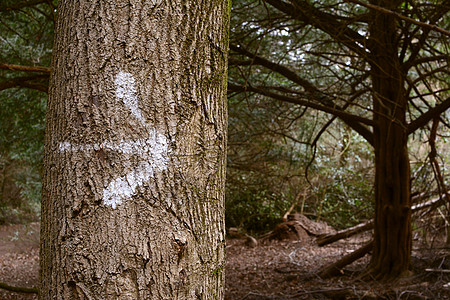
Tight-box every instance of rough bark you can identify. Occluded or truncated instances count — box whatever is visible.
[40,1,230,299]
[367,0,412,280]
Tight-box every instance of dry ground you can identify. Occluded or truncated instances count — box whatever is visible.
[0,223,39,300]
[1,223,450,299]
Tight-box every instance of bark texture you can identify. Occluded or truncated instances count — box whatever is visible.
[40,1,230,299]
[368,0,412,280]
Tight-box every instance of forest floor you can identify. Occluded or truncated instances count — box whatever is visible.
[1,222,450,299]
[0,222,39,300]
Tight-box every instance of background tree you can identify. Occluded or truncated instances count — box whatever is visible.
[228,0,449,279]
[40,0,230,298]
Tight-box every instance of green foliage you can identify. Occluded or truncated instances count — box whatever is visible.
[226,87,311,232]
[226,81,376,231]
[314,166,374,229]
[0,3,54,66]
[0,88,46,224]
[0,2,53,223]
[226,185,289,233]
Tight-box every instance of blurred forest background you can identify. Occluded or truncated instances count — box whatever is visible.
[0,0,449,238]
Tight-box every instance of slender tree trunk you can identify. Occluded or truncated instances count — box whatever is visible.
[368,0,412,280]
[40,1,230,299]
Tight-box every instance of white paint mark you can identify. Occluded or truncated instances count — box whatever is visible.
[115,71,146,124]
[149,0,163,6]
[103,161,153,209]
[59,71,172,209]
[59,134,170,158]
[59,134,170,209]
[59,141,93,152]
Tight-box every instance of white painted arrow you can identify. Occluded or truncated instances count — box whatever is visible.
[59,71,171,209]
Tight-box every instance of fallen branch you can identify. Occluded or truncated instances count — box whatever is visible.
[0,281,38,294]
[413,194,445,213]
[239,291,278,300]
[318,241,373,279]
[292,287,354,298]
[425,268,450,273]
[316,220,372,246]
[316,195,445,246]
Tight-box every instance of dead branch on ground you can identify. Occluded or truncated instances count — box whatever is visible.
[316,195,445,246]
[318,240,373,279]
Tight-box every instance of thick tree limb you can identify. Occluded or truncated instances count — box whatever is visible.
[228,57,254,66]
[406,55,449,71]
[317,221,373,247]
[428,118,450,222]
[407,96,450,134]
[230,44,334,107]
[404,3,450,67]
[345,0,450,37]
[229,43,375,145]
[265,0,371,56]
[227,84,375,125]
[0,81,48,93]
[228,82,375,144]
[0,281,38,294]
[0,63,51,74]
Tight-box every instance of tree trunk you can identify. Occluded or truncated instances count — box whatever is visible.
[40,1,230,299]
[367,0,412,280]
